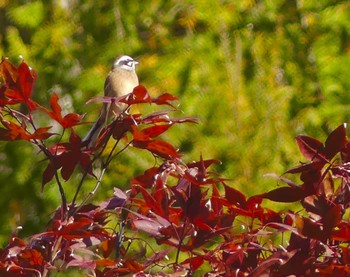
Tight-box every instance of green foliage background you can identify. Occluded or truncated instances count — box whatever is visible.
[1,0,350,246]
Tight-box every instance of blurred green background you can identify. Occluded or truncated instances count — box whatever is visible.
[1,0,350,246]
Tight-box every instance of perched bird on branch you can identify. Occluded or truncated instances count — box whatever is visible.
[83,55,139,147]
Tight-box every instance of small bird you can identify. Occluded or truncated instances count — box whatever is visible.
[84,55,139,147]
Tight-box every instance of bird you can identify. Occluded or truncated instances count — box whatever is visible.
[83,55,139,147]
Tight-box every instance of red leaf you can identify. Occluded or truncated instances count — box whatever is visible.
[332,223,350,241]
[262,186,310,203]
[31,127,54,140]
[131,167,158,188]
[181,256,204,271]
[0,117,53,141]
[285,161,325,174]
[95,259,116,267]
[295,215,326,241]
[39,93,83,128]
[146,140,180,159]
[144,249,173,267]
[0,59,37,110]
[322,204,341,235]
[101,236,118,258]
[132,139,180,159]
[324,123,347,159]
[0,85,10,107]
[152,93,178,108]
[19,249,45,266]
[249,258,284,277]
[295,135,327,162]
[121,85,151,105]
[111,115,135,141]
[43,130,94,185]
[188,158,220,169]
[42,162,56,187]
[0,58,18,85]
[141,124,172,138]
[17,62,37,110]
[131,125,150,141]
[224,184,246,207]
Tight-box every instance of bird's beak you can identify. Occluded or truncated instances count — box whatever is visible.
[134,61,139,65]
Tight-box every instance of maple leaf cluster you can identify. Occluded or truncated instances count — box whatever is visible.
[2,58,350,276]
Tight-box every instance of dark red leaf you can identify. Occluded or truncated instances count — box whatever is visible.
[131,184,158,213]
[325,124,347,160]
[181,256,204,271]
[43,130,94,183]
[188,158,220,169]
[262,186,309,203]
[249,258,283,277]
[132,139,180,159]
[121,85,151,105]
[341,142,350,163]
[0,85,10,107]
[224,184,246,207]
[295,215,326,241]
[285,161,325,174]
[110,115,135,141]
[131,167,158,188]
[295,135,327,162]
[42,162,56,188]
[322,204,341,235]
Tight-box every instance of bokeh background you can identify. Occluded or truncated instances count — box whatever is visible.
[1,0,350,245]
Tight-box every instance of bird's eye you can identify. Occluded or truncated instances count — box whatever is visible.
[120,59,132,66]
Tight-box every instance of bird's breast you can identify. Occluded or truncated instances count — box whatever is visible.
[105,69,139,98]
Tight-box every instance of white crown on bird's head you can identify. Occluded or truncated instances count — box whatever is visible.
[112,55,138,71]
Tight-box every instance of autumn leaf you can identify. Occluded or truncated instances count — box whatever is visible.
[132,139,180,159]
[152,92,178,108]
[39,93,83,128]
[295,135,327,163]
[0,58,37,110]
[42,130,94,186]
[0,116,53,141]
[121,85,152,105]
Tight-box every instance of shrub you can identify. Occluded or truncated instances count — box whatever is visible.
[1,58,350,276]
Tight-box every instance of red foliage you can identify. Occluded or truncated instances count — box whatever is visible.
[1,59,350,276]
[38,93,83,128]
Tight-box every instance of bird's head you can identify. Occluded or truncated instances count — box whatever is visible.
[112,55,138,71]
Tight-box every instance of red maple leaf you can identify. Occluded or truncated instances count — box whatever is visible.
[0,116,53,141]
[38,93,83,128]
[0,58,37,110]
[42,130,94,186]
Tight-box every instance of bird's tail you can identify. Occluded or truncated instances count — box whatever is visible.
[83,105,108,148]
[83,116,104,148]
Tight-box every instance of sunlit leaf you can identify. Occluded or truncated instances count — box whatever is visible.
[295,135,327,162]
